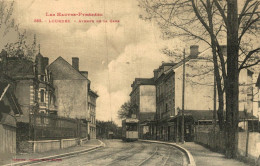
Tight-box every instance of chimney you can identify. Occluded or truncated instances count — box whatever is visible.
[80,71,88,79]
[153,69,158,79]
[72,57,79,71]
[190,45,199,58]
[220,45,227,56]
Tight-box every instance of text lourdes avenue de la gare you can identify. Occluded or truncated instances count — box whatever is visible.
[33,12,120,23]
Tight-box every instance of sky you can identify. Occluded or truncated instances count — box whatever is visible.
[2,0,188,125]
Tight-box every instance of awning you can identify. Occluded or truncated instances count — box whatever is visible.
[167,110,258,123]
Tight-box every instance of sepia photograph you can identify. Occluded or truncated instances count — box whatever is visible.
[0,0,259,165]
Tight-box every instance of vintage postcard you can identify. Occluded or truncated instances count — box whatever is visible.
[0,0,259,165]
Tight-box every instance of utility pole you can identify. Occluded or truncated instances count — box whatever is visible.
[213,72,217,148]
[181,49,185,144]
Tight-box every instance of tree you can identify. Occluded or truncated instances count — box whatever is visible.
[117,101,138,119]
[0,1,37,61]
[139,0,259,158]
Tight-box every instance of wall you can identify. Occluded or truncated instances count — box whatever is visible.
[0,124,16,154]
[54,80,88,119]
[88,93,97,139]
[174,59,214,111]
[140,85,156,113]
[27,138,80,153]
[14,80,34,123]
[238,132,260,159]
[195,129,260,162]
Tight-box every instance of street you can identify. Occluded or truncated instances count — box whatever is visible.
[33,139,187,166]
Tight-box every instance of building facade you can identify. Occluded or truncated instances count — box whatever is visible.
[0,50,56,123]
[156,45,259,141]
[130,78,156,139]
[153,63,176,141]
[88,89,98,139]
[35,53,56,114]
[132,45,259,142]
[48,57,90,120]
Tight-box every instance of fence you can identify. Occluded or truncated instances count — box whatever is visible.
[29,113,87,140]
[17,114,88,153]
[0,124,16,154]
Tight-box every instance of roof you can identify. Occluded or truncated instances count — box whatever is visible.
[133,78,155,86]
[171,48,211,71]
[1,58,35,78]
[47,56,88,80]
[168,110,258,122]
[130,78,155,96]
[89,89,99,98]
[153,63,176,81]
[0,78,22,115]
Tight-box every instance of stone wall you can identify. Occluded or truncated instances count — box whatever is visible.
[195,130,260,162]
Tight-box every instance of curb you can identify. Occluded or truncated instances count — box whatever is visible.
[4,140,105,166]
[139,140,196,166]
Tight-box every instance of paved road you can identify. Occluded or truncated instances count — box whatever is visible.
[33,139,187,166]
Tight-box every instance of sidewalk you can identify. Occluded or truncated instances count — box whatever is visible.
[181,142,251,166]
[0,139,102,166]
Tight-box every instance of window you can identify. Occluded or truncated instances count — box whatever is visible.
[40,89,45,102]
[39,75,45,81]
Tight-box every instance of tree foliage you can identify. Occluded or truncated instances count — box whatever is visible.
[0,0,37,61]
[117,101,138,119]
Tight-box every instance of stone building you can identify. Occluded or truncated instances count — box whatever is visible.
[130,78,156,139]
[155,45,259,141]
[48,57,90,120]
[153,62,176,141]
[88,89,98,139]
[35,53,56,114]
[0,50,56,123]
